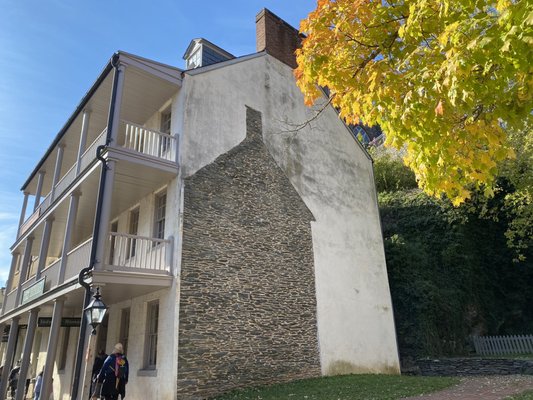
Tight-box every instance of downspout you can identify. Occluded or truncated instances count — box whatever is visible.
[71,52,121,400]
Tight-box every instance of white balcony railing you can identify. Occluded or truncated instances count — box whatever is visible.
[121,120,177,162]
[64,238,93,281]
[107,232,172,274]
[18,128,107,238]
[3,290,17,313]
[19,120,178,240]
[53,163,76,199]
[40,258,61,290]
[79,128,107,172]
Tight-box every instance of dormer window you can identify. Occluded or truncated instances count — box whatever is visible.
[187,49,201,69]
[183,38,235,69]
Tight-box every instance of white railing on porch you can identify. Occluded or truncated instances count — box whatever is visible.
[53,163,76,199]
[79,128,107,173]
[472,335,533,356]
[121,120,177,162]
[107,232,172,274]
[64,238,93,281]
[40,258,61,290]
[18,120,178,240]
[3,289,17,312]
[18,128,108,239]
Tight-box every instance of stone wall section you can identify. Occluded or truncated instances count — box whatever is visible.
[177,107,321,399]
[417,358,533,376]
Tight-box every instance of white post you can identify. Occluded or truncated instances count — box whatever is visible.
[58,192,80,283]
[1,252,19,313]
[40,299,64,400]
[35,217,54,280]
[33,171,46,211]
[15,236,34,306]
[79,325,97,400]
[77,109,91,175]
[17,192,29,237]
[50,144,65,200]
[166,235,174,273]
[15,308,39,400]
[0,317,20,399]
[94,160,116,270]
[109,65,126,145]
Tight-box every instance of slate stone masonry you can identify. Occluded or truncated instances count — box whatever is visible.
[417,358,533,376]
[177,107,321,399]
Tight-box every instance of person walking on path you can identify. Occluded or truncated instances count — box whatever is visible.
[34,370,43,400]
[94,343,129,400]
[8,362,20,399]
[90,350,108,399]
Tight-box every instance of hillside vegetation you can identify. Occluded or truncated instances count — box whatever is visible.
[374,129,533,360]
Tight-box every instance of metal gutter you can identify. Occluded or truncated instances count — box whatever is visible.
[70,52,121,400]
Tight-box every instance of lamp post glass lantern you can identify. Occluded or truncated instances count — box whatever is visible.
[84,287,107,335]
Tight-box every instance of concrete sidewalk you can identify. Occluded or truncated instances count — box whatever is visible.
[401,375,533,400]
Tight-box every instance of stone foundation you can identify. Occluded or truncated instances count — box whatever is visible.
[417,358,533,376]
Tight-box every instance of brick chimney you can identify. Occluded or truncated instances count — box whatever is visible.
[256,8,303,69]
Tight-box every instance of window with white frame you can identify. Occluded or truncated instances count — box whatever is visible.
[187,49,201,69]
[144,301,159,369]
[153,191,166,240]
[159,111,172,156]
[160,111,171,134]
[58,327,70,371]
[120,307,131,355]
[128,208,139,258]
[109,220,119,265]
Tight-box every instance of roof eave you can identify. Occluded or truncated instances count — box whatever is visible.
[21,57,115,191]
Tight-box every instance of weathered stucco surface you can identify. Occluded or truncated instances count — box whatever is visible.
[177,52,400,378]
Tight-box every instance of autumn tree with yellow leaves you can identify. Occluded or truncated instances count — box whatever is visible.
[295,0,533,205]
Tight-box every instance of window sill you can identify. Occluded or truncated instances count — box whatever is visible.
[137,369,157,377]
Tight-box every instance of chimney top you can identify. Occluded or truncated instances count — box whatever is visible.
[256,8,303,69]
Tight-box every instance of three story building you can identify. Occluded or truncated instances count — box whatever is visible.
[0,9,400,400]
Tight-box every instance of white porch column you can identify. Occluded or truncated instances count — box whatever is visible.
[94,160,116,270]
[17,192,29,237]
[2,253,19,311]
[0,317,20,399]
[40,299,64,400]
[33,170,46,211]
[58,192,80,284]
[80,328,99,400]
[15,308,39,400]
[15,237,34,306]
[50,144,65,200]
[108,64,126,145]
[35,217,54,279]
[76,109,91,175]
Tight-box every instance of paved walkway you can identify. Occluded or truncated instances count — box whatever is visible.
[401,375,533,400]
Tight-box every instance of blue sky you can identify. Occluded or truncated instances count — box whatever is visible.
[0,0,316,285]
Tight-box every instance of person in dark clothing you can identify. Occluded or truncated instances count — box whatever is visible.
[96,343,128,400]
[8,363,20,399]
[90,350,108,399]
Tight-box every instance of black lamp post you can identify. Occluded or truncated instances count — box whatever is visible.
[84,287,108,335]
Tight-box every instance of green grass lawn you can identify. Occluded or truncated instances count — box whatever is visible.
[213,374,459,400]
[507,392,533,400]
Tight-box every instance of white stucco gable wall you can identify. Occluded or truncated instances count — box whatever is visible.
[176,53,400,375]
